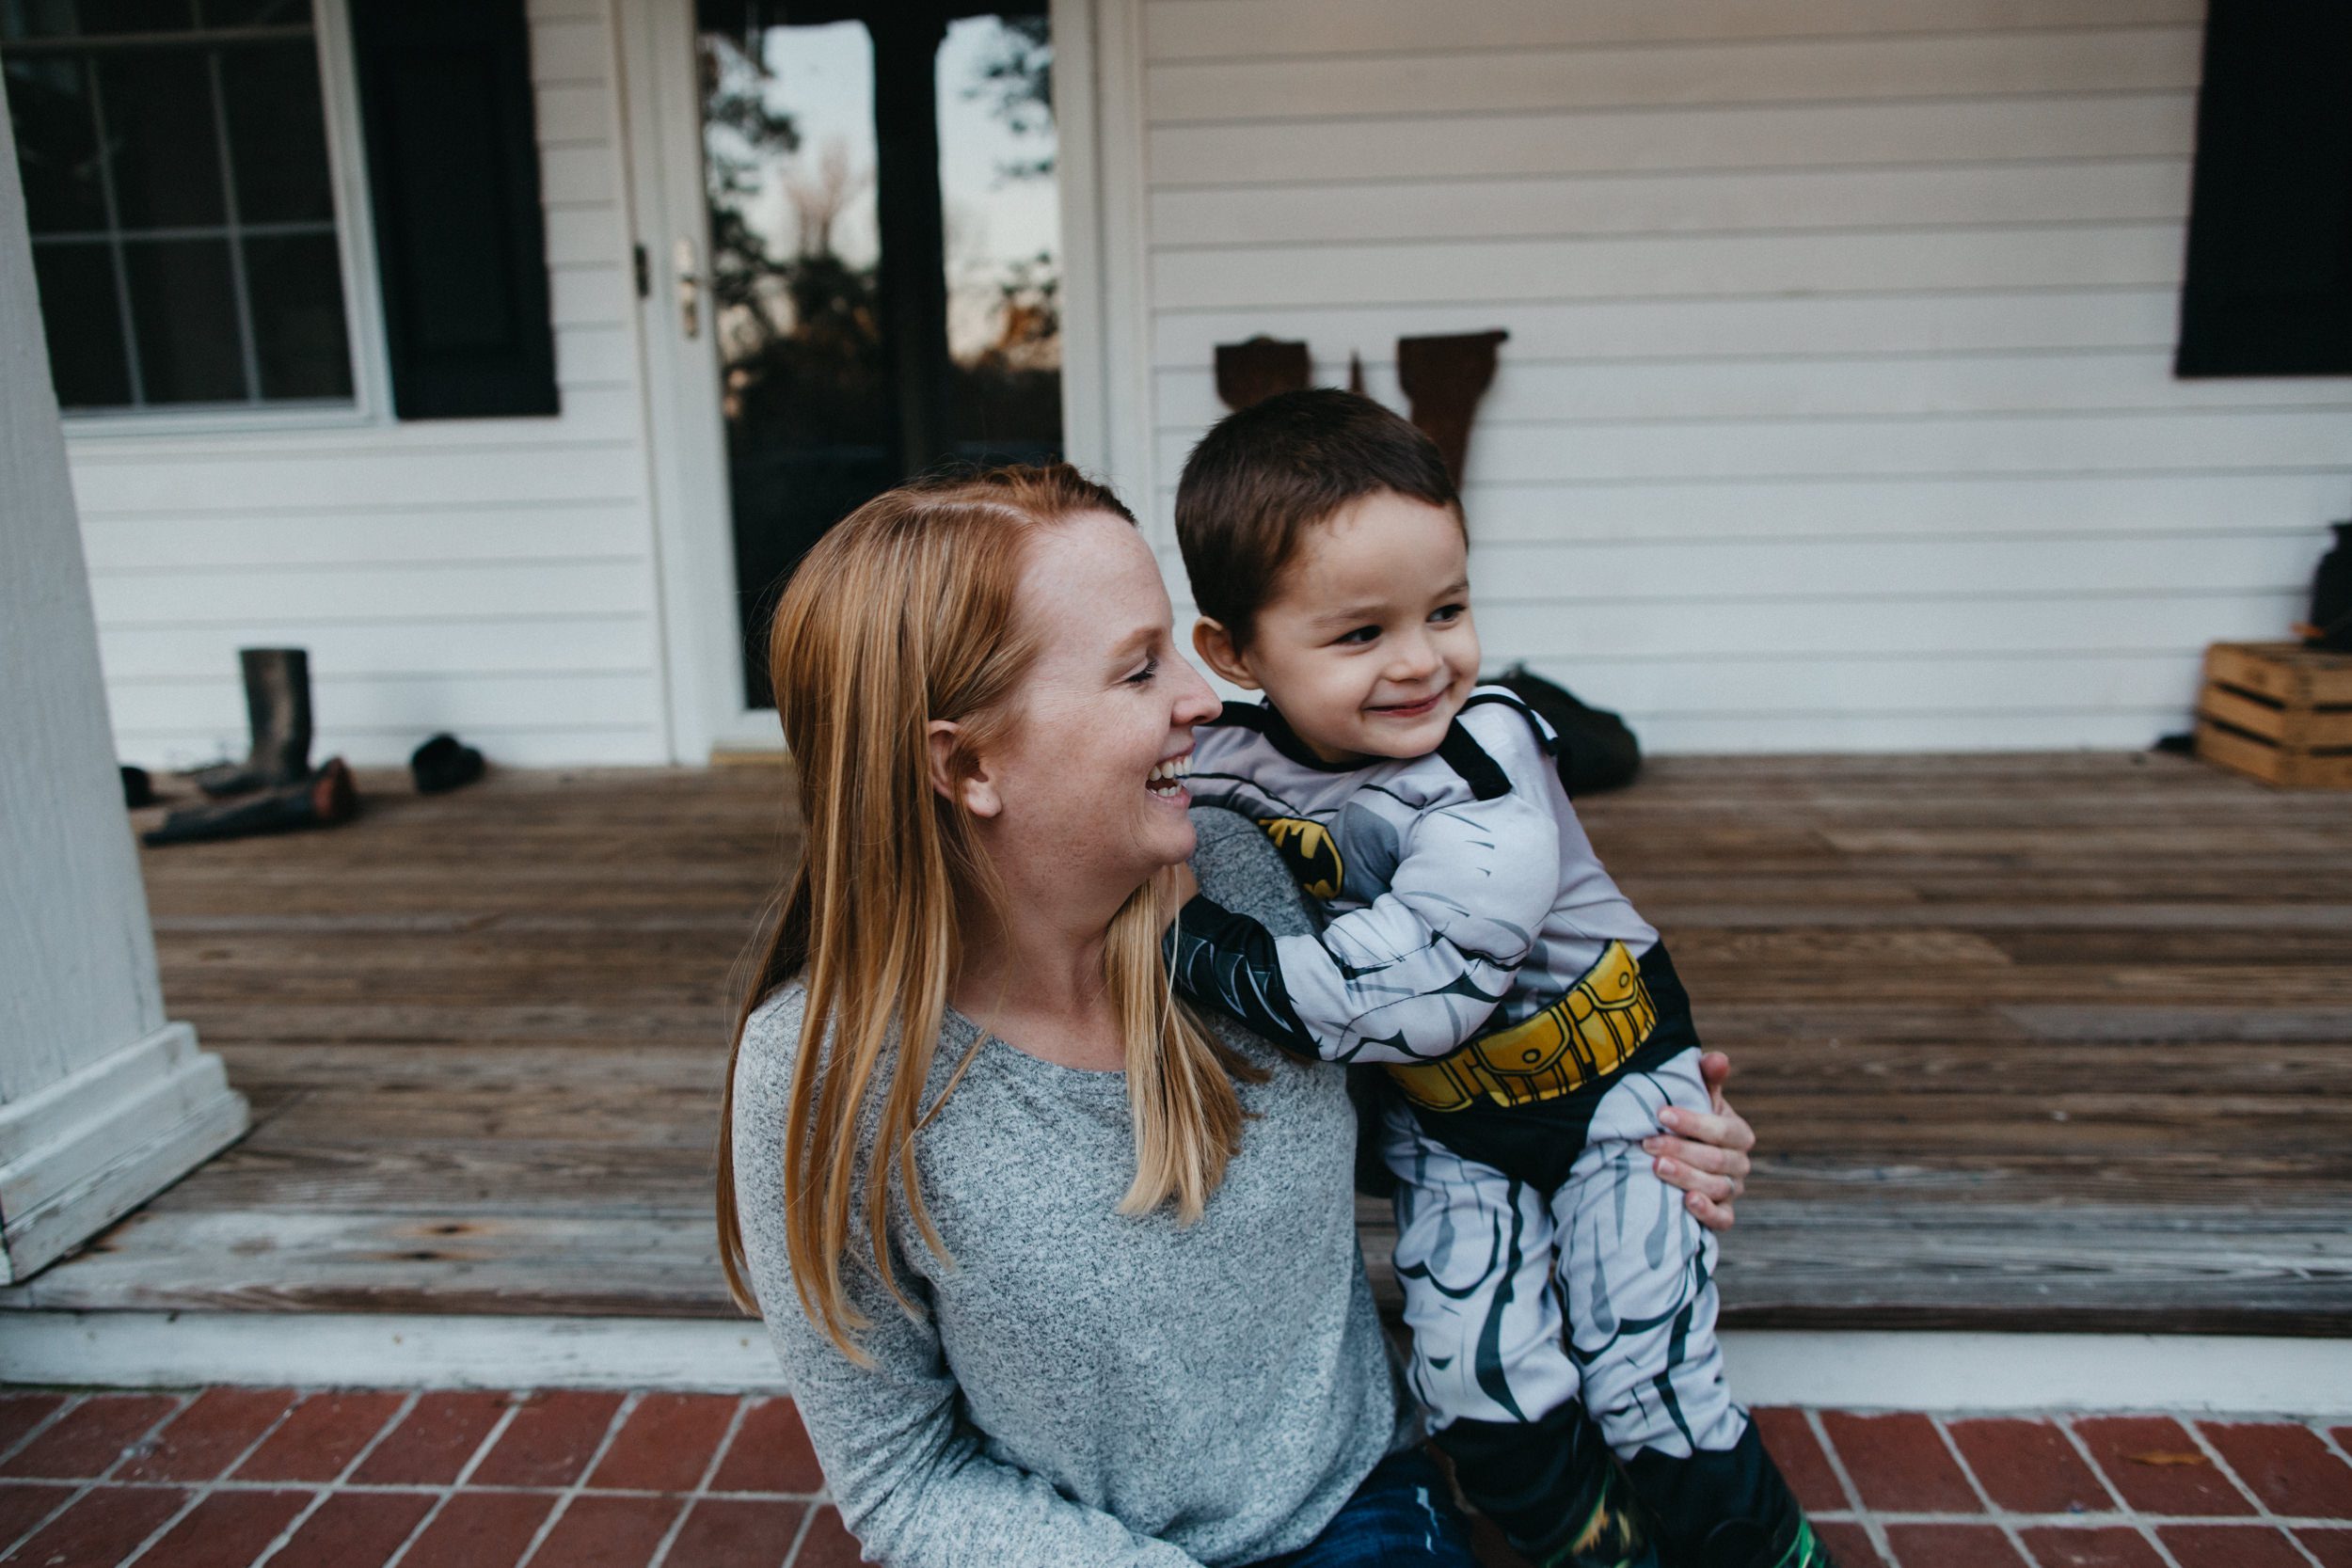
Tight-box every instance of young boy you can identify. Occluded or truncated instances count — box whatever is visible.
[1166,390,1827,1568]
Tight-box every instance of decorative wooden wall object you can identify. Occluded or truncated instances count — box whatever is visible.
[1214,337,1311,411]
[1397,329,1508,486]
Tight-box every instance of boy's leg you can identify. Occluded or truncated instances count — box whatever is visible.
[1552,1051,1828,1568]
[1379,1105,1651,1568]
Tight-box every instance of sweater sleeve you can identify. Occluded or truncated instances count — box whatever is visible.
[1171,720,1562,1065]
[732,996,1204,1568]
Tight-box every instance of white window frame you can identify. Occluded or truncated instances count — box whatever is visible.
[40,0,396,441]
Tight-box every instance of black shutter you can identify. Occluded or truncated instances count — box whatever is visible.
[348,0,559,418]
[2175,1,2352,377]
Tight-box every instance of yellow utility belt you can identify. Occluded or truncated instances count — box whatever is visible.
[1385,941,1658,1113]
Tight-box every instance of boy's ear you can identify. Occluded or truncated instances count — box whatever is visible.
[1192,618,1261,690]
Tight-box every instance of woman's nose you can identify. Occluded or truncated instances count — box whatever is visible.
[1168,655,1220,725]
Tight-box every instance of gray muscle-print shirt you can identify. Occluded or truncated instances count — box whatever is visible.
[1172,689,1657,1064]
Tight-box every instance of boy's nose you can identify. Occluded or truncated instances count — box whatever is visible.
[1387,633,1441,682]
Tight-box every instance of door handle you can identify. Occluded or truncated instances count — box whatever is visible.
[675,236,702,339]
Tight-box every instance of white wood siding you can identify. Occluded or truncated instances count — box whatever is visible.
[1137,0,2352,752]
[69,0,666,770]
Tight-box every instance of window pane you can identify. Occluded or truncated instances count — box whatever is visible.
[95,48,223,228]
[219,37,331,222]
[74,0,197,31]
[199,0,309,24]
[30,239,131,407]
[122,236,244,401]
[4,55,106,232]
[245,230,349,398]
[0,1,83,40]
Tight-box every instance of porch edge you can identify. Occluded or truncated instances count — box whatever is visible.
[1,1314,2345,1414]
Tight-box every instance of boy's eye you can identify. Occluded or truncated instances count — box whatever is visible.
[1124,657,1158,686]
[1430,603,1466,625]
[1335,626,1379,646]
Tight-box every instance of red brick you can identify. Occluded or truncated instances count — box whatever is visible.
[234,1390,406,1483]
[353,1390,509,1485]
[1947,1418,2113,1515]
[1883,1523,2029,1568]
[1818,1412,1979,1513]
[136,1487,313,1568]
[2153,1526,2309,1567]
[790,1505,877,1566]
[118,1386,300,1482]
[2074,1417,2254,1516]
[667,1498,807,1568]
[1813,1521,1888,1568]
[0,1393,67,1457]
[2298,1528,2352,1567]
[0,1393,180,1479]
[588,1393,738,1494]
[2019,1526,2166,1568]
[0,1482,77,1549]
[469,1390,626,1489]
[2201,1421,2352,1518]
[1753,1407,1849,1514]
[402,1490,557,1568]
[522,1494,682,1567]
[711,1398,823,1496]
[268,1491,437,1568]
[6,1484,188,1568]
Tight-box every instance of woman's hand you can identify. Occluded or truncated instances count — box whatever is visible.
[1643,1051,1754,1233]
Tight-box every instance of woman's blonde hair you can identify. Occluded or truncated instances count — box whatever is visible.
[716,466,1262,1359]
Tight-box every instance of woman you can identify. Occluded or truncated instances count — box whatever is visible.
[719,467,1756,1567]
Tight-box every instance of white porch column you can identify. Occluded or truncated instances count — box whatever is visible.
[0,105,248,1283]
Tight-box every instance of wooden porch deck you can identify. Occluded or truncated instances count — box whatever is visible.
[8,753,2349,1333]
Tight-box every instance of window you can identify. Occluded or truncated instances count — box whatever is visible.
[2176,1,2352,377]
[3,0,357,412]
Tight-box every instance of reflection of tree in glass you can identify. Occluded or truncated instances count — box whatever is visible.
[699,34,889,455]
[966,15,1053,182]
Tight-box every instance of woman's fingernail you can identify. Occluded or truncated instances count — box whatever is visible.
[1655,1157,1677,1176]
[1642,1137,1662,1154]
[1658,1109,1681,1129]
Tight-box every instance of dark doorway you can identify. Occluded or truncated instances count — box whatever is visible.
[695,0,1062,705]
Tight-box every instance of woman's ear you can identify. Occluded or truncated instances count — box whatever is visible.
[926,720,1003,818]
[1192,618,1261,690]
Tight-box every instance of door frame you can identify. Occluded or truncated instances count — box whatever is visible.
[613,0,1153,762]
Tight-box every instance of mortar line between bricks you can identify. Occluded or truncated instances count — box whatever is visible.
[380,1392,530,1568]
[645,1393,759,1568]
[1800,1412,1894,1567]
[2187,1418,2331,1568]
[0,1479,99,1563]
[103,1394,208,1568]
[2312,1421,2352,1473]
[513,1389,642,1568]
[0,1477,838,1502]
[1928,1412,2035,1563]
[250,1387,422,1568]
[205,1388,332,1568]
[779,1489,822,1568]
[2051,1414,2139,1517]
[0,1393,79,1468]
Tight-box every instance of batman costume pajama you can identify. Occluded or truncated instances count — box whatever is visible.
[1169,691,1825,1568]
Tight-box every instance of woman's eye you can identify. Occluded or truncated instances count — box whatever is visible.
[1124,658,1158,686]
[1336,626,1379,646]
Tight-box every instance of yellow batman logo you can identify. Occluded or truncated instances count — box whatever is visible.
[1256,816,1344,901]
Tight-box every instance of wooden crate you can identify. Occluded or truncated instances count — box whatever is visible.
[2194,641,2352,788]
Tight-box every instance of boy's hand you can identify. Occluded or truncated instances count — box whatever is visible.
[1642,1050,1753,1233]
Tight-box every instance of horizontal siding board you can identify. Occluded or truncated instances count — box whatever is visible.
[115,724,669,770]
[543,206,625,269]
[1622,709,2189,753]
[549,263,629,327]
[1149,160,2190,247]
[553,325,635,387]
[78,505,649,571]
[1147,93,2195,186]
[1143,0,2204,62]
[534,83,615,145]
[1147,27,2201,123]
[71,444,644,513]
[88,562,653,626]
[1152,411,2352,484]
[1152,350,2346,429]
[1151,223,2185,309]
[539,144,620,205]
[1504,652,2202,717]
[1150,288,2190,365]
[106,672,662,736]
[528,17,612,84]
[97,618,658,682]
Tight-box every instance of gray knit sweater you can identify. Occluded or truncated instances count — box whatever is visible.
[731,810,1413,1568]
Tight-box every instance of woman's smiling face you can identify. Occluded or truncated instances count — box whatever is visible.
[969,510,1220,897]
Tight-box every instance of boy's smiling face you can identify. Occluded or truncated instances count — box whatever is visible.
[1195,489,1479,766]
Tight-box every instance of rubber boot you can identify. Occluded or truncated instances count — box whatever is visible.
[146,757,357,846]
[1623,1423,1835,1568]
[1436,1403,1659,1568]
[193,648,313,797]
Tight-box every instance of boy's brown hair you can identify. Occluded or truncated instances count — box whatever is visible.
[1174,388,1461,648]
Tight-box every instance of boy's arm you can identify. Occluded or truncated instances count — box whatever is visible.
[1171,764,1561,1064]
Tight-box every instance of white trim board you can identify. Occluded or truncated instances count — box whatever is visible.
[4,1314,2347,1416]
